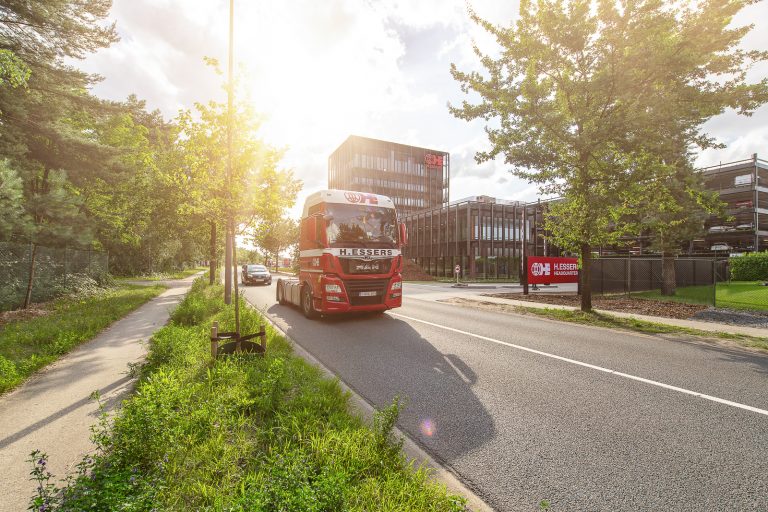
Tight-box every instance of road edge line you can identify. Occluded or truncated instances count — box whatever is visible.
[242,298,495,512]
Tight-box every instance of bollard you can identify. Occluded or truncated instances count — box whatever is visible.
[210,321,219,359]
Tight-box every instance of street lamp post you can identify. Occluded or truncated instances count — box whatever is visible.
[224,0,234,305]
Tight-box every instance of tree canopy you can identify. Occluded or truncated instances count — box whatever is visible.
[0,1,302,308]
[450,0,768,310]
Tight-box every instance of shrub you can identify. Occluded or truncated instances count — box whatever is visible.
[730,251,768,281]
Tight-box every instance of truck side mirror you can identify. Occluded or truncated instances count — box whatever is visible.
[399,223,408,246]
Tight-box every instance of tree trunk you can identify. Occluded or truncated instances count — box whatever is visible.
[23,242,38,309]
[580,243,592,312]
[661,252,676,296]
[209,221,217,285]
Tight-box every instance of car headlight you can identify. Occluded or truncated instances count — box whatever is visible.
[391,281,402,290]
[325,283,343,294]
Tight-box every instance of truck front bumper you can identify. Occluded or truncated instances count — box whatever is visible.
[317,292,402,314]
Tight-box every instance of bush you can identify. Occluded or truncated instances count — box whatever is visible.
[730,251,768,281]
[169,279,224,326]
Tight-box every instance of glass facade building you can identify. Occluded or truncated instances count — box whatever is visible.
[402,196,561,279]
[328,135,449,215]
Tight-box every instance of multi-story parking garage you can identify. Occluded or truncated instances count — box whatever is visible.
[698,154,767,253]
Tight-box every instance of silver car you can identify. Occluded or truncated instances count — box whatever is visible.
[242,264,272,286]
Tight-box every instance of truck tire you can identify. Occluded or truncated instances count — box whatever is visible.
[276,282,288,305]
[302,285,319,319]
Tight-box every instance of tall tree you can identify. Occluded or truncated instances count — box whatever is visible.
[639,158,726,296]
[450,0,768,311]
[0,0,119,306]
[176,83,300,285]
[252,217,298,272]
[0,159,27,238]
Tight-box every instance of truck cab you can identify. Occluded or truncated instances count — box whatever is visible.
[276,190,406,318]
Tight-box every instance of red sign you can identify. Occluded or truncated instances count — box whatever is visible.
[425,153,443,167]
[527,256,579,284]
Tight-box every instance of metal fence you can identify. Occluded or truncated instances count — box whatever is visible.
[0,242,109,311]
[590,257,768,311]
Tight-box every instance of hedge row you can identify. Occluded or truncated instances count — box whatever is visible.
[730,251,768,281]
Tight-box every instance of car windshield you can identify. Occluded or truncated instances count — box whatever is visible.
[325,204,397,248]
[247,265,267,272]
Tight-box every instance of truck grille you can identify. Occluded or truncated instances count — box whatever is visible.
[343,278,389,306]
[340,258,393,275]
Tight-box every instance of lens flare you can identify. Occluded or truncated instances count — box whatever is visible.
[420,418,435,437]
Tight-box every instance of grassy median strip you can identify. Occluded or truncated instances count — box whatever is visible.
[29,278,466,511]
[0,284,165,394]
[443,298,768,352]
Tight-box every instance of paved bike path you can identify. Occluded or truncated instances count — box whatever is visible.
[0,278,193,511]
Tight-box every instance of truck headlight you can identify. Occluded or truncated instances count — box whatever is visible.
[325,284,343,294]
[391,281,402,290]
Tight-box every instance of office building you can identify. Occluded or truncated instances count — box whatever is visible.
[328,135,449,215]
[402,196,561,279]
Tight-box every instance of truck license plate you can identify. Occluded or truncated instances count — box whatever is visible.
[359,291,377,297]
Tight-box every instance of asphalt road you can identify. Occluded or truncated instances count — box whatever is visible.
[242,280,768,511]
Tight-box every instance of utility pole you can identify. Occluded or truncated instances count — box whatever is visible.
[224,0,234,305]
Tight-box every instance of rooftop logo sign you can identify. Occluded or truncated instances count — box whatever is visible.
[425,153,444,167]
[344,192,378,205]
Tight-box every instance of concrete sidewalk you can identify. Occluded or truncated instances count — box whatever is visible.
[0,277,194,511]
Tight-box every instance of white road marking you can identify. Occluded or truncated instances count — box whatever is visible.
[390,312,768,418]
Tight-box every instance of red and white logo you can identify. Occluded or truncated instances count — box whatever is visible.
[425,154,444,167]
[531,262,550,277]
[344,192,378,205]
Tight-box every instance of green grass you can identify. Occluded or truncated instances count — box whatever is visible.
[0,284,165,394]
[29,278,466,511]
[117,267,207,281]
[633,281,768,311]
[510,304,768,352]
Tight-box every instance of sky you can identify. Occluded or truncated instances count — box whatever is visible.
[80,0,768,220]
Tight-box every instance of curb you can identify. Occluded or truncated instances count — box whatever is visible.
[242,298,495,512]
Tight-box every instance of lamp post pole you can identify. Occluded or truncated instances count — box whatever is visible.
[224,0,234,305]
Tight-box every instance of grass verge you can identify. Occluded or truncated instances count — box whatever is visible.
[0,284,165,394]
[632,281,768,311]
[445,298,768,352]
[117,267,207,281]
[29,277,466,511]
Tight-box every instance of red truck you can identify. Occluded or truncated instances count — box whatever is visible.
[276,190,407,318]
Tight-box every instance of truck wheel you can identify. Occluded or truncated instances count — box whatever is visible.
[276,282,288,305]
[302,285,319,319]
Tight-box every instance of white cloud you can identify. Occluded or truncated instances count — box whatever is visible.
[79,0,768,220]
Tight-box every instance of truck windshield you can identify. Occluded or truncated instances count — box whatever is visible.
[325,204,397,247]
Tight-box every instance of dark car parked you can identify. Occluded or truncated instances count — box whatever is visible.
[241,264,272,286]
